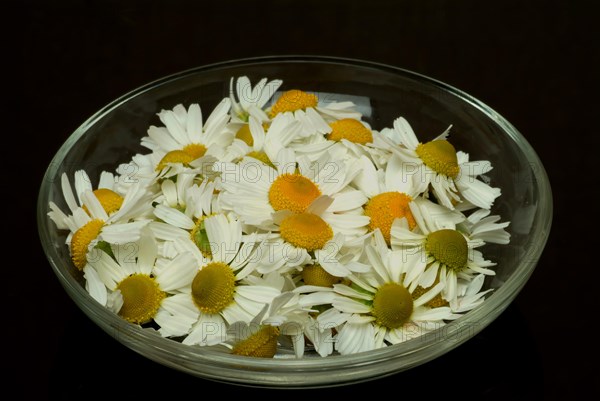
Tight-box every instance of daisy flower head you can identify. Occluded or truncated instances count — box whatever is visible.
[307,230,454,355]
[292,255,369,357]
[269,87,362,122]
[351,154,422,244]
[254,193,370,278]
[289,117,392,167]
[141,100,233,177]
[48,170,132,224]
[390,116,501,210]
[391,197,508,303]
[224,291,311,358]
[151,214,283,346]
[48,171,152,270]
[86,234,198,326]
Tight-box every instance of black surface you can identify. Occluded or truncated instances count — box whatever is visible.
[14,1,596,399]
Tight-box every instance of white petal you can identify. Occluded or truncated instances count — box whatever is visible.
[74,170,92,204]
[83,265,107,306]
[154,205,194,230]
[235,285,280,304]
[332,296,372,314]
[161,179,178,206]
[81,190,109,221]
[298,291,336,307]
[221,303,253,325]
[329,190,367,212]
[100,221,147,244]
[186,103,203,143]
[256,79,281,108]
[365,244,390,283]
[333,284,373,301]
[148,221,189,241]
[393,117,419,149]
[155,252,198,292]
[183,313,227,346]
[61,173,78,213]
[317,308,350,329]
[98,171,115,190]
[385,153,418,196]
[414,281,445,307]
[413,306,453,321]
[236,76,252,109]
[306,195,334,215]
[204,214,241,264]
[455,174,501,210]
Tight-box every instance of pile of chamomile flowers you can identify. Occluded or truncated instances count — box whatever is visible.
[48,76,510,358]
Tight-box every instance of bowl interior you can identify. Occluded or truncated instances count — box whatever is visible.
[38,56,552,387]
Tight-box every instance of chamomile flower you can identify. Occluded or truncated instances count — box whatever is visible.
[224,292,311,358]
[288,118,391,167]
[229,76,283,122]
[390,198,507,302]
[306,231,453,355]
[269,88,362,122]
[47,78,514,360]
[141,100,233,175]
[86,235,198,326]
[48,171,152,227]
[352,154,420,243]
[58,205,149,271]
[293,260,367,357]
[267,89,362,142]
[255,196,370,277]
[390,117,501,210]
[151,214,283,345]
[215,147,362,230]
[49,172,152,270]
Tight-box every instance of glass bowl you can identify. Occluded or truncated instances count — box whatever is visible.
[37,56,552,387]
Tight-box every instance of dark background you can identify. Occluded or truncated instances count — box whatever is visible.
[13,0,596,399]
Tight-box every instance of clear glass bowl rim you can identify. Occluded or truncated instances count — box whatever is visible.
[37,55,553,386]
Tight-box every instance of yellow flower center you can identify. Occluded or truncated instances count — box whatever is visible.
[235,124,254,146]
[425,229,468,271]
[364,192,416,244]
[247,151,275,168]
[190,217,212,258]
[372,282,413,329]
[327,118,373,145]
[269,90,318,117]
[182,143,208,159]
[191,262,236,314]
[415,140,460,178]
[156,143,207,171]
[71,219,104,270]
[302,264,341,287]
[279,213,333,251]
[84,189,123,216]
[231,325,280,358]
[268,173,321,213]
[115,273,166,324]
[156,150,195,171]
